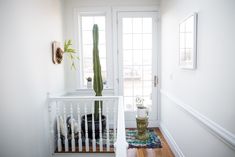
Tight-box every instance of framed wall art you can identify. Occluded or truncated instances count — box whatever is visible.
[179,13,198,69]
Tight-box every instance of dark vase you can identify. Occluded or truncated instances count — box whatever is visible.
[81,114,106,139]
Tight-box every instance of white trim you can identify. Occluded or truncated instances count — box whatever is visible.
[160,123,185,157]
[112,6,160,12]
[161,90,235,150]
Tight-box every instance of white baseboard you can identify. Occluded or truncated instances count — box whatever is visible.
[160,123,185,157]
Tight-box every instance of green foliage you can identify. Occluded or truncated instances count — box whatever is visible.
[92,24,103,120]
[64,40,79,70]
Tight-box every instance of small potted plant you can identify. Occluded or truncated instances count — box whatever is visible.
[136,97,148,118]
[86,77,92,89]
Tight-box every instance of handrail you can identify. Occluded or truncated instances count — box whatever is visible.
[115,96,128,157]
[48,95,120,101]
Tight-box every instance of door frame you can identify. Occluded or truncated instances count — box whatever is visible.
[112,7,161,127]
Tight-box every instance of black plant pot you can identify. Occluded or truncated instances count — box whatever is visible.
[81,114,106,139]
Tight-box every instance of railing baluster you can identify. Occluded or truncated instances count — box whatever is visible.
[70,104,75,152]
[92,100,96,152]
[56,102,62,152]
[113,100,117,142]
[99,101,103,152]
[85,104,89,152]
[63,104,68,152]
[77,104,82,152]
[106,101,110,151]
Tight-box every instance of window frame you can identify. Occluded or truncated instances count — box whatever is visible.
[75,7,113,89]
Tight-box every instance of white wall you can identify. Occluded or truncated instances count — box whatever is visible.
[63,0,160,91]
[160,0,235,156]
[0,0,64,157]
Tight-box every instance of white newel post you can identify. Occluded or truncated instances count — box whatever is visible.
[99,101,103,151]
[106,102,110,151]
[63,104,68,152]
[56,102,62,152]
[85,105,89,152]
[70,104,75,152]
[92,101,96,152]
[77,104,82,152]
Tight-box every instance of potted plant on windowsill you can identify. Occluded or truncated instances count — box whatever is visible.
[81,24,106,139]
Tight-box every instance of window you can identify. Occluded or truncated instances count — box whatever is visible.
[79,15,107,88]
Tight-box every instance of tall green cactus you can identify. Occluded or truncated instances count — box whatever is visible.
[92,24,103,120]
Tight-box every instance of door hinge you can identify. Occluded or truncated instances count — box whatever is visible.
[154,75,159,87]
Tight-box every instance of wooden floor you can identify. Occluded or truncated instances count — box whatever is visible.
[127,128,174,157]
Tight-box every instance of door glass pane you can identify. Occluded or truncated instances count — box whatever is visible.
[143,18,152,33]
[122,17,153,111]
[133,18,142,33]
[133,34,142,49]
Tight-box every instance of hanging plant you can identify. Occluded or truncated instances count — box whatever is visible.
[52,40,79,69]
[63,40,79,70]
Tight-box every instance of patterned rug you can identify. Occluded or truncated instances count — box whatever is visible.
[96,128,162,149]
[126,129,162,148]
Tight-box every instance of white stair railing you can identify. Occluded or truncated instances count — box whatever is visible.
[106,103,110,151]
[48,95,127,157]
[92,102,96,152]
[63,104,68,152]
[56,102,62,152]
[77,104,82,152]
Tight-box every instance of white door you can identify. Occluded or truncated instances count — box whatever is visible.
[117,12,159,127]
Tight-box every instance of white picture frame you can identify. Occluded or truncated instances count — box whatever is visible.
[179,13,198,69]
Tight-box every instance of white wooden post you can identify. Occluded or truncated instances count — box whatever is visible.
[99,101,103,151]
[85,105,89,152]
[56,102,62,152]
[70,104,75,152]
[106,102,110,151]
[63,104,68,152]
[48,100,55,155]
[114,96,128,157]
[92,101,96,152]
[77,104,82,152]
